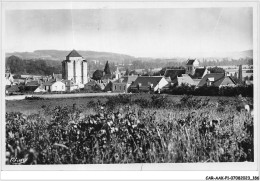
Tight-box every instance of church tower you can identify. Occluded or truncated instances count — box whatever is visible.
[115,66,121,80]
[186,59,199,75]
[62,50,88,85]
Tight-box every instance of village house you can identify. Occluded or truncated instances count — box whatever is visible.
[25,80,40,92]
[197,73,236,87]
[164,69,186,84]
[130,76,169,93]
[13,78,25,85]
[5,74,14,86]
[6,85,20,95]
[43,79,65,92]
[84,81,104,92]
[62,80,79,92]
[112,75,138,93]
[42,79,55,92]
[52,73,62,81]
[176,74,196,86]
[21,74,33,79]
[5,68,14,86]
[84,81,97,91]
[164,59,208,86]
[51,81,66,92]
[129,69,146,76]
[104,81,113,92]
[34,85,46,93]
[101,74,114,85]
[190,67,208,85]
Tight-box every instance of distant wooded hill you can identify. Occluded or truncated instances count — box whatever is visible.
[6,49,253,62]
[6,50,135,63]
[6,49,253,76]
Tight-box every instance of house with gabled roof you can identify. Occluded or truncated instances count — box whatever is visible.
[13,78,25,85]
[130,76,168,93]
[164,69,186,82]
[191,67,208,79]
[5,70,14,86]
[101,74,114,84]
[190,67,208,86]
[84,81,104,92]
[197,73,236,87]
[6,85,20,95]
[51,81,66,92]
[176,74,195,86]
[43,79,56,92]
[42,80,65,92]
[34,85,46,93]
[62,80,79,92]
[112,75,138,93]
[25,80,40,91]
[52,73,62,81]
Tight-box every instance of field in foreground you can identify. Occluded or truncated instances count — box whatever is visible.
[6,94,243,114]
[5,94,253,164]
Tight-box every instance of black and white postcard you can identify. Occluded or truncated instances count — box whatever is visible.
[1,1,259,180]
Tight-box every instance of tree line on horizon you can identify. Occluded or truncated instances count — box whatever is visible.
[6,55,253,77]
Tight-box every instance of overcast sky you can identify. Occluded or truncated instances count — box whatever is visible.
[5,8,252,58]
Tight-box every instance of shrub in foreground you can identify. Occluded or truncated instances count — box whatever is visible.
[5,102,253,164]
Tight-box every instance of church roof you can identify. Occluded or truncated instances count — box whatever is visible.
[66,50,82,58]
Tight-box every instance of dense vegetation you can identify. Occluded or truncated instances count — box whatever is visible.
[5,94,253,164]
[104,61,111,75]
[164,84,253,97]
[92,70,104,81]
[6,55,61,75]
[6,51,253,76]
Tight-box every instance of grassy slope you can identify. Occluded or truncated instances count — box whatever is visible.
[6,94,246,114]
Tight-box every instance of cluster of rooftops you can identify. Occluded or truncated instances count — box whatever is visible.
[101,59,236,93]
[5,50,237,94]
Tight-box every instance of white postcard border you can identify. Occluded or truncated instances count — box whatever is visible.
[0,1,259,178]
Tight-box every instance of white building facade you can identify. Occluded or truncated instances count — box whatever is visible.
[51,81,66,92]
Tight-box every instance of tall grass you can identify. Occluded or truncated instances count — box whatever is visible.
[5,95,253,164]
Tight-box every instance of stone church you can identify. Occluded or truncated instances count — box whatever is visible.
[62,50,88,85]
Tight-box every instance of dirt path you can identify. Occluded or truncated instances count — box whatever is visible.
[5,92,125,100]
